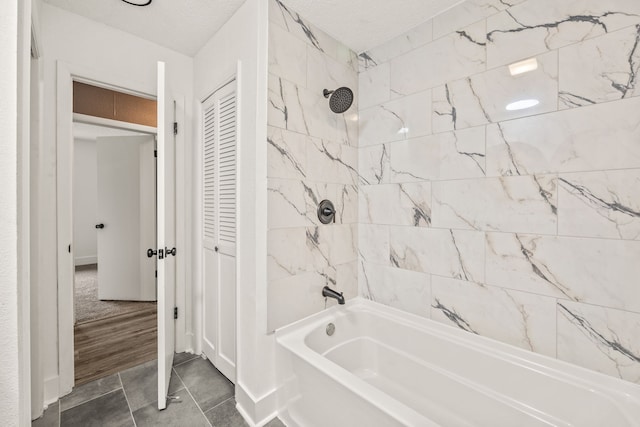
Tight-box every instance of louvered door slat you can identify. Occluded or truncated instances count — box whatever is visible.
[202,81,236,249]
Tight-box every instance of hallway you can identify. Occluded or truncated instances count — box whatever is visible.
[33,353,285,427]
[74,303,157,385]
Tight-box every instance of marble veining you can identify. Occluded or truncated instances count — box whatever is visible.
[358,224,390,266]
[433,0,527,40]
[509,234,574,300]
[389,127,486,182]
[357,19,433,71]
[307,138,360,185]
[359,183,431,227]
[488,11,635,47]
[249,0,640,383]
[559,303,640,364]
[432,50,558,133]
[559,24,640,109]
[431,276,557,355]
[486,232,640,313]
[432,175,558,234]
[390,21,486,97]
[271,0,358,71]
[268,227,309,281]
[485,95,640,176]
[267,127,307,180]
[269,23,308,88]
[432,298,478,334]
[486,0,640,67]
[360,262,431,318]
[359,90,431,146]
[388,227,485,283]
[272,0,324,52]
[359,63,390,109]
[557,301,640,382]
[558,170,640,240]
[358,52,378,71]
[399,184,431,227]
[359,144,389,185]
[268,0,359,331]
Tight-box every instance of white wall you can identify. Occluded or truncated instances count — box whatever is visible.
[36,3,194,405]
[1,0,32,423]
[193,0,274,423]
[0,0,21,424]
[73,139,97,266]
[29,1,44,418]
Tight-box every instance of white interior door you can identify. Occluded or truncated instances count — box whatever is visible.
[96,135,156,301]
[157,61,177,410]
[202,79,237,383]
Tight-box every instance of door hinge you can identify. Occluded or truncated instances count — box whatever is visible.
[173,122,178,136]
[155,270,157,278]
[174,307,178,320]
[154,149,157,158]
[68,244,71,253]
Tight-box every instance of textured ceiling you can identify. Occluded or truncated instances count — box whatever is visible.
[43,0,465,56]
[43,0,246,56]
[281,0,465,52]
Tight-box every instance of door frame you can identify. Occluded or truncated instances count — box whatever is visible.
[55,61,187,395]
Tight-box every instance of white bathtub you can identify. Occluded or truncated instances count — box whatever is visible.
[275,298,640,426]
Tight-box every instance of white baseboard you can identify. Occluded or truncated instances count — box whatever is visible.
[74,256,96,266]
[236,382,279,427]
[184,332,195,354]
[43,376,59,407]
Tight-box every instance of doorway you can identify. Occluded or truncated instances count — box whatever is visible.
[56,62,181,405]
[71,83,159,385]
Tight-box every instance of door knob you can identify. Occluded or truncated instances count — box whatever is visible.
[147,248,157,258]
[95,223,105,229]
[165,247,177,256]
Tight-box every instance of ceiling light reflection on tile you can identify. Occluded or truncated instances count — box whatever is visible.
[509,58,538,76]
[506,99,540,111]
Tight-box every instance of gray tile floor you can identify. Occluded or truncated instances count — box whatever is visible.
[32,353,285,427]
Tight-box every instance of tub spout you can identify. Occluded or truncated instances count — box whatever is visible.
[322,286,345,305]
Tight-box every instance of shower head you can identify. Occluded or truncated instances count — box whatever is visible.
[323,87,353,114]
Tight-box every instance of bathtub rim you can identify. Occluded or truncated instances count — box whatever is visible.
[275,297,640,425]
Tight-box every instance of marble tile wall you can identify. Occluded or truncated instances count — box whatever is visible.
[357,0,640,384]
[267,0,359,331]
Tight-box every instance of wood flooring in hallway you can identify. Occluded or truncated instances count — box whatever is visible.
[74,304,157,385]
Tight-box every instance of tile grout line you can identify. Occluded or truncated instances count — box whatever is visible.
[172,366,214,427]
[172,354,200,368]
[118,372,138,427]
[60,387,124,412]
[205,396,235,414]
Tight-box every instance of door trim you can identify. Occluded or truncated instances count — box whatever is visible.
[55,61,177,396]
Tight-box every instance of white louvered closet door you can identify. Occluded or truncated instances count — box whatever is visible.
[202,79,237,382]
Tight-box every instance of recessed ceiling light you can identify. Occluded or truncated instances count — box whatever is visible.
[509,58,538,76]
[506,99,540,111]
[121,0,152,6]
